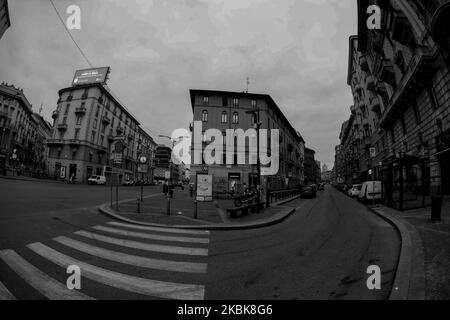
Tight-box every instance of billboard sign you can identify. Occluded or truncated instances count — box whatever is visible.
[196,174,213,202]
[72,67,110,86]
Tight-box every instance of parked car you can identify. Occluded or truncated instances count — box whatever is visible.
[359,181,384,204]
[122,180,134,186]
[87,175,107,185]
[348,184,362,197]
[300,186,317,199]
[317,183,325,191]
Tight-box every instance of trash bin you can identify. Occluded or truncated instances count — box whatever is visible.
[431,196,443,222]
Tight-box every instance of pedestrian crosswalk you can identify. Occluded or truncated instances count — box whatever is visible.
[0,221,211,300]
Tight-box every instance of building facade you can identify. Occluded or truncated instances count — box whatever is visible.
[0,83,52,176]
[48,82,154,183]
[189,89,305,196]
[337,0,450,210]
[0,0,10,40]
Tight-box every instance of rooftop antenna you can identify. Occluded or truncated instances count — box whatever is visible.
[246,77,250,93]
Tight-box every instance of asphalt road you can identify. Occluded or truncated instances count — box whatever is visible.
[0,179,401,300]
[206,186,400,300]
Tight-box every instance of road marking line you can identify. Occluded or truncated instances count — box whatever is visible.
[92,226,210,244]
[54,236,207,274]
[0,281,16,300]
[28,243,204,300]
[74,231,209,256]
[0,249,93,300]
[107,221,210,236]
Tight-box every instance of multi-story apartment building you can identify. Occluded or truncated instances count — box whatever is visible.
[153,145,172,182]
[189,89,305,196]
[48,82,154,183]
[136,126,157,182]
[0,0,10,40]
[0,83,52,176]
[339,0,450,210]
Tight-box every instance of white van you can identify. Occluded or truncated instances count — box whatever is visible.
[87,175,107,185]
[359,181,384,204]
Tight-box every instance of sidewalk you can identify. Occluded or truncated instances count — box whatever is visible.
[100,189,299,230]
[0,171,63,184]
[371,204,450,300]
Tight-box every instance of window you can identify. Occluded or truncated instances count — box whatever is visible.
[221,111,228,123]
[64,104,70,115]
[100,135,104,146]
[91,131,96,143]
[202,110,208,122]
[251,99,257,108]
[95,105,100,117]
[63,116,67,124]
[102,124,106,134]
[412,102,421,124]
[222,96,227,106]
[233,98,239,107]
[74,128,80,140]
[232,112,239,124]
[203,96,209,105]
[400,115,407,135]
[93,119,98,129]
[76,116,82,125]
[427,85,439,110]
[80,102,85,109]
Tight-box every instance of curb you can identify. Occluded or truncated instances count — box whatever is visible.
[368,205,425,300]
[98,203,296,231]
[0,175,64,184]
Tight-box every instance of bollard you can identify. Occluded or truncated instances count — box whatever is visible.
[167,196,171,216]
[194,200,198,219]
[431,196,442,222]
[136,197,141,214]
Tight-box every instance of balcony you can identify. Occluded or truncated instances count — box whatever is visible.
[369,97,382,116]
[51,110,59,120]
[127,133,134,141]
[102,116,111,125]
[107,134,115,142]
[75,107,86,115]
[0,110,10,119]
[69,139,81,146]
[359,55,369,72]
[47,139,64,146]
[57,124,68,131]
[116,126,124,135]
[366,75,376,92]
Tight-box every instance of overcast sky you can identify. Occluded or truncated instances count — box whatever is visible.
[0,0,357,169]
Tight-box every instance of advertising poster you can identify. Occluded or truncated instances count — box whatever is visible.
[196,173,212,202]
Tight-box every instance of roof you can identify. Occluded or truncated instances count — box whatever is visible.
[0,82,34,115]
[189,89,305,143]
[58,83,140,126]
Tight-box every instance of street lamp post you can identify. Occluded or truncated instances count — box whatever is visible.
[246,109,262,212]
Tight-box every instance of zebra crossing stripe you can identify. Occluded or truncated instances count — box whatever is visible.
[28,243,205,300]
[0,280,16,300]
[107,222,210,236]
[92,226,210,244]
[74,231,209,256]
[54,236,207,274]
[0,249,94,300]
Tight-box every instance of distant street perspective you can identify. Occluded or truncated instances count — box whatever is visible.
[1,0,450,301]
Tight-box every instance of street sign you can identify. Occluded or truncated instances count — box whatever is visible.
[137,164,148,173]
[60,166,66,179]
[196,174,212,202]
